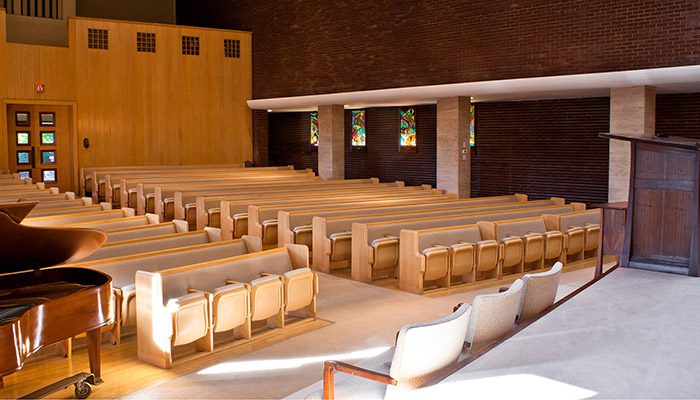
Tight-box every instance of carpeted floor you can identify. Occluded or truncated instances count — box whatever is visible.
[125,267,594,399]
[291,267,700,400]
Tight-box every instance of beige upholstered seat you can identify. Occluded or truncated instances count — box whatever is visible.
[329,231,352,263]
[370,236,400,278]
[584,223,600,256]
[543,230,565,264]
[261,219,278,247]
[522,232,545,270]
[168,292,210,347]
[249,275,285,328]
[211,283,250,337]
[565,226,586,262]
[517,262,562,323]
[465,279,524,350]
[319,303,471,399]
[281,267,318,318]
[233,213,248,238]
[500,236,524,276]
[421,246,450,284]
[292,224,313,250]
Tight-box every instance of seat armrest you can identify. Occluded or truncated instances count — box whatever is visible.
[225,279,251,289]
[323,360,397,400]
[167,292,207,311]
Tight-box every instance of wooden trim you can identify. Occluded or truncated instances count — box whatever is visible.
[68,235,242,267]
[323,360,397,400]
[159,247,288,276]
[68,15,253,35]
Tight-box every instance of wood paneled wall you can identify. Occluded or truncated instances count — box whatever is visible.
[0,11,253,190]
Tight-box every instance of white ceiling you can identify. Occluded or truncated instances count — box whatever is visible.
[248,65,700,112]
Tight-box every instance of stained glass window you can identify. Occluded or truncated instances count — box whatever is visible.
[17,151,30,164]
[351,110,366,147]
[42,169,57,182]
[41,132,55,145]
[310,111,319,147]
[469,105,475,147]
[18,170,31,180]
[42,151,56,164]
[16,132,30,145]
[399,108,416,148]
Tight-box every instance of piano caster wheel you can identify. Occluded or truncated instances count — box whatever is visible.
[74,381,92,399]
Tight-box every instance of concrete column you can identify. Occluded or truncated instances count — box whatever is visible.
[318,104,345,180]
[437,97,471,198]
[608,86,656,202]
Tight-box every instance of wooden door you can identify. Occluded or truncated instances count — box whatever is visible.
[6,104,72,192]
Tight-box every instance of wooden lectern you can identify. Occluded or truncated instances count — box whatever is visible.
[601,133,700,276]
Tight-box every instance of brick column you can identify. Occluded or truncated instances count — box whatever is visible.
[318,104,345,180]
[608,86,656,202]
[437,97,471,198]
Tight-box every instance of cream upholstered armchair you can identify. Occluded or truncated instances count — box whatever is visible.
[465,279,524,350]
[320,303,471,399]
[517,262,562,323]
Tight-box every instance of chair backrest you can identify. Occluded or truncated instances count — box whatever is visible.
[465,279,524,350]
[518,262,562,322]
[388,303,471,389]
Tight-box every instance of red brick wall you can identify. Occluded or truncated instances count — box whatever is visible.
[267,98,612,203]
[471,98,610,205]
[657,93,700,139]
[177,0,700,99]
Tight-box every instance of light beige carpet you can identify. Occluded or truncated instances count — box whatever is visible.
[125,267,594,399]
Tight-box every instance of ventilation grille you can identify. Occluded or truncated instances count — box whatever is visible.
[88,28,109,50]
[224,39,240,58]
[137,32,156,53]
[182,35,200,56]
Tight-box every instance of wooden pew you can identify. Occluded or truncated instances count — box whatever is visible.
[0,172,21,180]
[350,203,585,283]
[30,197,93,210]
[0,187,59,201]
[110,169,315,205]
[82,228,223,262]
[277,194,528,249]
[249,195,548,249]
[0,182,44,190]
[63,214,161,231]
[66,236,262,343]
[22,208,137,227]
[135,245,316,368]
[543,209,601,264]
[81,164,249,195]
[174,179,394,223]
[9,192,77,202]
[107,220,189,242]
[398,208,600,294]
[141,176,331,217]
[27,203,112,218]
[311,198,562,273]
[221,189,445,241]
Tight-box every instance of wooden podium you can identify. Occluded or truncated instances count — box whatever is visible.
[601,133,700,277]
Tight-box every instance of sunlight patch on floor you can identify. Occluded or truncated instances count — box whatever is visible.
[197,346,392,375]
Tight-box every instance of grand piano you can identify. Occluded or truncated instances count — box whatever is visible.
[0,202,112,398]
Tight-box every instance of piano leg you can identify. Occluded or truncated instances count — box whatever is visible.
[86,328,102,383]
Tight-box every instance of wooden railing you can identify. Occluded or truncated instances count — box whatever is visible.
[3,0,62,19]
